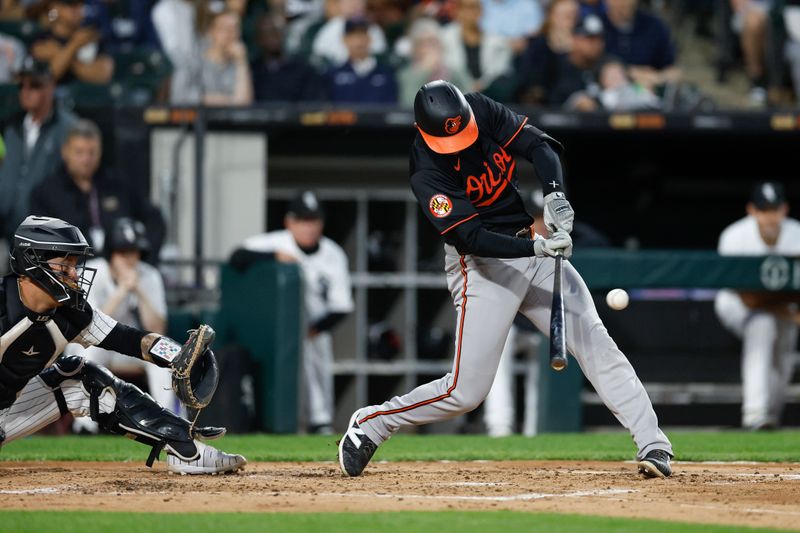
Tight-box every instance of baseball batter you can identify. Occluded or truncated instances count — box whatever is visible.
[243,191,354,434]
[0,216,246,474]
[339,80,673,478]
[714,181,800,430]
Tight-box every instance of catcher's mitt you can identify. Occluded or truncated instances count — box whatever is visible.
[172,325,220,409]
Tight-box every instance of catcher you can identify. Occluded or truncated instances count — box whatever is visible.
[0,216,246,475]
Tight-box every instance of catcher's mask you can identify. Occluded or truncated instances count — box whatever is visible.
[10,215,97,310]
[414,80,478,154]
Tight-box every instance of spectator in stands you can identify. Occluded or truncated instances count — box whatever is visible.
[82,0,162,54]
[285,0,338,59]
[596,56,661,110]
[152,0,203,103]
[312,0,386,67]
[397,17,470,107]
[0,57,77,245]
[480,0,543,54]
[729,0,771,106]
[238,190,354,435]
[714,181,800,430]
[196,10,254,105]
[783,0,800,105]
[29,119,166,259]
[31,0,114,85]
[323,16,397,103]
[0,31,24,82]
[0,0,24,20]
[516,0,580,105]
[579,0,605,17]
[367,0,413,50]
[602,0,680,93]
[251,13,324,102]
[71,217,177,434]
[440,0,514,99]
[547,13,608,109]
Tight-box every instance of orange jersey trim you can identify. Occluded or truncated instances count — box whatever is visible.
[502,117,529,149]
[358,256,469,425]
[440,212,479,235]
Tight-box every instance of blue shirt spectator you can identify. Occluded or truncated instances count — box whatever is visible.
[323,17,397,103]
[601,0,675,70]
[251,14,324,102]
[601,0,679,91]
[325,59,397,104]
[83,0,162,54]
[480,0,543,39]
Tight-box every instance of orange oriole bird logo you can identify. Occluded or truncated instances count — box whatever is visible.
[429,194,453,218]
[444,116,462,135]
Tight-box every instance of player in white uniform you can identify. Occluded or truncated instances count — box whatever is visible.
[242,191,354,434]
[714,181,800,430]
[70,218,178,433]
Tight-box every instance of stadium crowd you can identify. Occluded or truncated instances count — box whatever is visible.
[1,0,799,112]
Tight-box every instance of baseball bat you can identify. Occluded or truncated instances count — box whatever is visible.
[549,252,567,371]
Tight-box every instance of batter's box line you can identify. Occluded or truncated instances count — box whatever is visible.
[315,488,637,502]
[679,503,800,517]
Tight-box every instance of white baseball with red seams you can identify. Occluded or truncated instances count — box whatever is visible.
[606,288,630,310]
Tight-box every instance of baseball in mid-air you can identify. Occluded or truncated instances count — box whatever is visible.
[606,288,630,310]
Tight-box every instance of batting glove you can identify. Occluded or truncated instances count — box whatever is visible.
[533,230,573,259]
[543,192,574,234]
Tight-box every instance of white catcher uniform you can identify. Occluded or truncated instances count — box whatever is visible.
[714,215,800,429]
[243,230,353,430]
[68,258,178,413]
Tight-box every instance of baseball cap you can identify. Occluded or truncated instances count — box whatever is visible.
[106,217,151,255]
[574,14,604,37]
[287,191,324,220]
[750,181,787,210]
[344,16,370,34]
[15,55,52,82]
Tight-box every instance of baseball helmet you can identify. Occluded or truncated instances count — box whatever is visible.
[105,217,151,260]
[414,80,478,154]
[10,215,96,310]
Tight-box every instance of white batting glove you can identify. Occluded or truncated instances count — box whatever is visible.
[533,230,573,259]
[543,191,574,234]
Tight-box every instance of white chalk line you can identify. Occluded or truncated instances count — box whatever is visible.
[680,503,800,517]
[315,488,637,502]
[0,487,61,495]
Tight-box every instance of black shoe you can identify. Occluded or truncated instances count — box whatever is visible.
[637,449,672,479]
[338,410,378,477]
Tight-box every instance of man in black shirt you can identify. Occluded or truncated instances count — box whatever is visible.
[29,119,165,261]
[338,80,673,479]
[0,216,245,474]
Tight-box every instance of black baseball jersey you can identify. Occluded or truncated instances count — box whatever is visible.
[410,92,564,256]
[0,275,143,409]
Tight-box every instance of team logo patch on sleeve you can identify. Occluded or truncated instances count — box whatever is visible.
[429,194,453,218]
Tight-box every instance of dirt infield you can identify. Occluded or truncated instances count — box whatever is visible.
[1,460,799,529]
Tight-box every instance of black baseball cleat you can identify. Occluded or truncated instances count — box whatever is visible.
[637,449,673,479]
[338,410,379,477]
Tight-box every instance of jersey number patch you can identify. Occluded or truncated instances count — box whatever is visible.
[429,194,453,218]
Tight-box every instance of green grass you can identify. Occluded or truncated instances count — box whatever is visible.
[0,511,788,533]
[2,430,800,463]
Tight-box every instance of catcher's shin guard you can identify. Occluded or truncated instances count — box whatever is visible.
[80,361,199,466]
[41,357,223,467]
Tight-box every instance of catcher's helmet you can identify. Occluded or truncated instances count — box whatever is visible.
[105,217,150,260]
[414,80,478,154]
[10,215,96,310]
